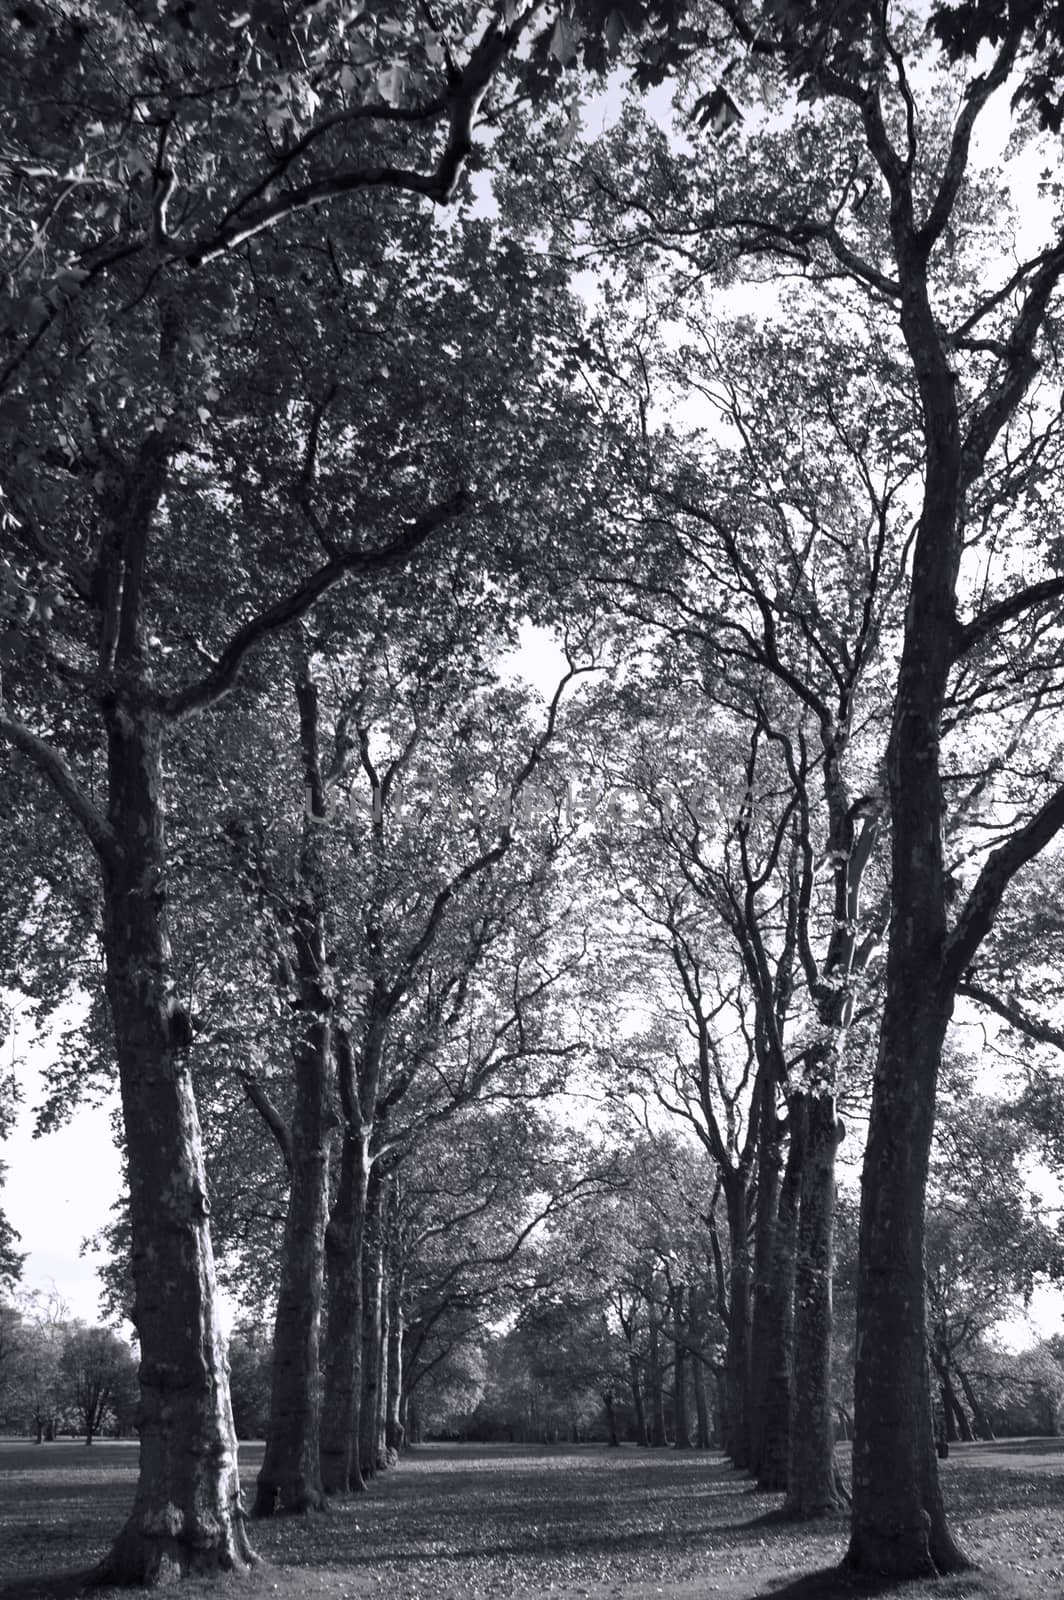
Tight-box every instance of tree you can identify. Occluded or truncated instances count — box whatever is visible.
[546,2,1064,1572]
[59,1323,138,1445]
[0,0,668,1575]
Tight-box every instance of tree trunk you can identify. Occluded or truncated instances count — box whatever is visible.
[628,1353,649,1447]
[647,1306,668,1447]
[956,1366,994,1441]
[785,1093,844,1516]
[749,1097,783,1476]
[319,1128,369,1494]
[385,1262,405,1455]
[255,674,337,1516]
[671,1284,690,1449]
[757,1097,803,1491]
[604,1391,620,1447]
[95,706,253,1583]
[722,1176,752,1468]
[253,1015,332,1513]
[845,1009,967,1575]
[358,1168,386,1480]
[689,1287,711,1449]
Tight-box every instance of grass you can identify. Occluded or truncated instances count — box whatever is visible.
[1,1437,1062,1600]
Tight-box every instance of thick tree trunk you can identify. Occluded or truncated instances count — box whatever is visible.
[96,707,253,1583]
[757,1097,803,1491]
[785,1093,844,1516]
[255,674,337,1516]
[846,1010,968,1575]
[320,1130,369,1494]
[254,1010,333,1515]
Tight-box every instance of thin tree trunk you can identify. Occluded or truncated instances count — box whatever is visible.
[672,1283,690,1449]
[385,1263,405,1456]
[785,1093,844,1516]
[604,1392,620,1447]
[628,1353,649,1447]
[956,1366,994,1441]
[647,1306,668,1447]
[689,1287,711,1449]
[95,708,253,1583]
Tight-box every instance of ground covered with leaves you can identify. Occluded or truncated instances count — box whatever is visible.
[1,1438,1062,1600]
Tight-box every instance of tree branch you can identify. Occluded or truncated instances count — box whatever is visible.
[164,489,470,718]
[943,781,1064,984]
[956,978,1064,1055]
[0,707,117,860]
[954,574,1064,658]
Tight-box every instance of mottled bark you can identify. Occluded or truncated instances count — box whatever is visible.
[785,1094,844,1516]
[319,1127,369,1494]
[96,706,253,1583]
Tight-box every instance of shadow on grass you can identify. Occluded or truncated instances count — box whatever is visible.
[0,1570,98,1600]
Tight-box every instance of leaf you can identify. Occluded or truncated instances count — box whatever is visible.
[549,16,582,67]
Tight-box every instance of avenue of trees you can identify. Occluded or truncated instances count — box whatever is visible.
[4,0,1064,1587]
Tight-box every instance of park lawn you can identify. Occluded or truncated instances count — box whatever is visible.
[0,1439,1062,1600]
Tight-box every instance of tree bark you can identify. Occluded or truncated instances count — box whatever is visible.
[671,1284,690,1449]
[319,1126,369,1494]
[95,705,253,1583]
[749,1098,783,1477]
[785,1094,844,1516]
[358,1167,386,1480]
[255,669,338,1515]
[956,1366,994,1441]
[628,1353,649,1447]
[647,1305,668,1447]
[385,1260,405,1456]
[253,1014,332,1514]
[757,1097,803,1491]
[722,1176,752,1468]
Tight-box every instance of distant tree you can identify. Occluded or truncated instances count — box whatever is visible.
[227,1327,273,1443]
[59,1324,138,1446]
